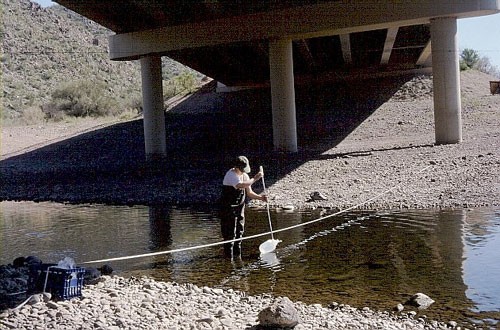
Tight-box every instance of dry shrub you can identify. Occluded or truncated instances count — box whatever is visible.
[163,71,198,99]
[44,79,120,118]
[21,106,47,125]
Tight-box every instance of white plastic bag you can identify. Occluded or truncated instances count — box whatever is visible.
[57,256,76,269]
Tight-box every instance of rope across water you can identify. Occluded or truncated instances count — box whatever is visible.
[82,165,432,265]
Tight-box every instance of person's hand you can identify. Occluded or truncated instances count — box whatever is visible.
[260,194,268,203]
[253,171,263,181]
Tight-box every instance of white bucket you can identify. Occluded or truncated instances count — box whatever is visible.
[259,239,281,254]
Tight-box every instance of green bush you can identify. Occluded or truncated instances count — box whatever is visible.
[163,80,179,99]
[21,106,46,125]
[460,48,480,70]
[174,71,197,93]
[459,60,469,72]
[121,92,143,116]
[45,79,119,118]
[163,71,198,99]
[40,73,200,121]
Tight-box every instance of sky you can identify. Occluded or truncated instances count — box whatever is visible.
[33,1,500,68]
[458,13,500,68]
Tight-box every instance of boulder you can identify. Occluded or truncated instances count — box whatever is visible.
[258,296,299,329]
[393,303,404,312]
[309,191,328,201]
[98,264,114,275]
[25,256,42,266]
[13,257,26,268]
[405,293,435,310]
[84,268,101,284]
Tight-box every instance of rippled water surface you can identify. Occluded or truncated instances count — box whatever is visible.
[1,201,499,328]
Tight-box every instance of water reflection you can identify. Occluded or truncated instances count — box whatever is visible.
[259,252,280,269]
[0,202,499,327]
[462,209,500,316]
[148,205,172,250]
[141,205,226,284]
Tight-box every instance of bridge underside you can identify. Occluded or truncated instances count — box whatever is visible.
[166,24,432,87]
[56,0,499,155]
[57,1,444,85]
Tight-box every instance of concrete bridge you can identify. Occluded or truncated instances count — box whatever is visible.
[56,0,499,158]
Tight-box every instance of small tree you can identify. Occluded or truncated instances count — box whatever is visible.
[460,48,480,70]
[475,56,500,78]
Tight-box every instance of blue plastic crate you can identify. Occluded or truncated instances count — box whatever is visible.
[29,263,85,300]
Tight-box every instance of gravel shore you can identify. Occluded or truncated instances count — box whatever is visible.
[1,70,499,329]
[0,276,457,330]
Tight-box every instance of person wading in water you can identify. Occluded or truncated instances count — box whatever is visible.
[220,156,267,258]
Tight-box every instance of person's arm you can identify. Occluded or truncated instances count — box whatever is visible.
[243,170,268,202]
[246,186,267,202]
[235,171,263,189]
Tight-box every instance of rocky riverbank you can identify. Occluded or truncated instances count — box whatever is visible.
[1,275,459,330]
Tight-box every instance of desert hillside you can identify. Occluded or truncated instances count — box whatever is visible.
[1,0,197,122]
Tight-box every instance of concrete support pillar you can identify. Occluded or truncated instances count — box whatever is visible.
[430,17,462,144]
[269,38,298,153]
[140,55,166,160]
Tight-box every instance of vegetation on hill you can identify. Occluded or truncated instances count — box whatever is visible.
[1,0,202,125]
[460,48,500,78]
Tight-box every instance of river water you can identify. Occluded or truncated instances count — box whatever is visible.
[1,201,499,328]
